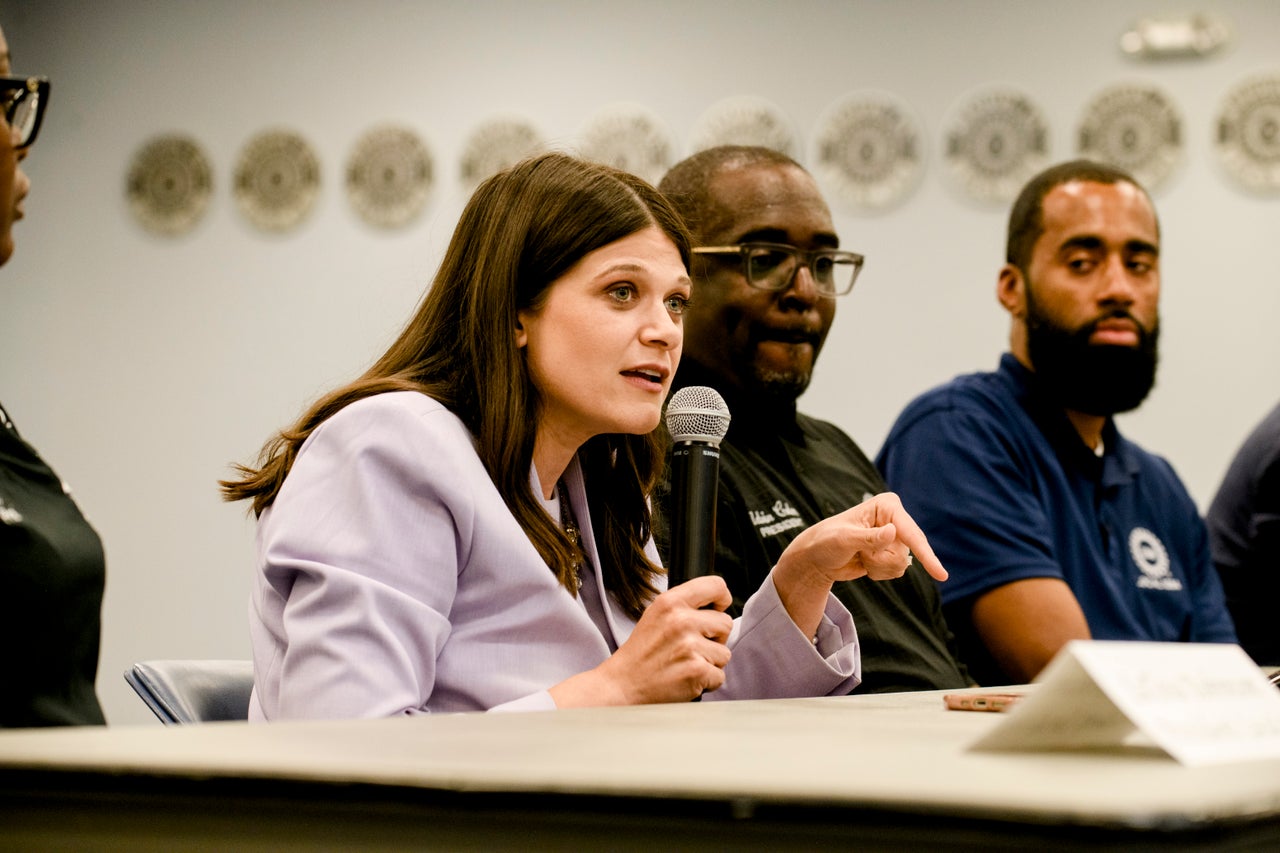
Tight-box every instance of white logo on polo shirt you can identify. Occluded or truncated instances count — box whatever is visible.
[1130,526,1183,591]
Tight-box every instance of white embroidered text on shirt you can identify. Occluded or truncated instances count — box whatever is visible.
[749,499,807,538]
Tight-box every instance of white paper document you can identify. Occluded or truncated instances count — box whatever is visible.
[970,641,1280,766]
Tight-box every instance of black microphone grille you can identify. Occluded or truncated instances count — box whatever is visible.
[665,386,731,445]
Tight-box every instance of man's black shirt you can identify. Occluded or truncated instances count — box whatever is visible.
[655,360,969,693]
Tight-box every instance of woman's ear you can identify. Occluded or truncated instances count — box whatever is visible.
[515,314,528,348]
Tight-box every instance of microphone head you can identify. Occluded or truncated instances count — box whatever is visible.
[666,386,731,446]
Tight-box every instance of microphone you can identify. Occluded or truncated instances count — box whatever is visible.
[664,386,731,586]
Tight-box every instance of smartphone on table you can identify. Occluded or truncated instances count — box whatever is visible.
[943,692,1024,712]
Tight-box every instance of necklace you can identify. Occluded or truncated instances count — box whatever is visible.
[557,482,586,594]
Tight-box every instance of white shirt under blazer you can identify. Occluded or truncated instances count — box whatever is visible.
[249,391,860,720]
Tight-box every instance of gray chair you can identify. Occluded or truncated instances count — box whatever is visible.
[124,659,254,724]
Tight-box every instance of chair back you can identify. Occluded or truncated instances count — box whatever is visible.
[124,659,254,724]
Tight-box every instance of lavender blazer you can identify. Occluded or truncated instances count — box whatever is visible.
[248,392,860,720]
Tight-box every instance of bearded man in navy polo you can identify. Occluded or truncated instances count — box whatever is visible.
[877,160,1236,686]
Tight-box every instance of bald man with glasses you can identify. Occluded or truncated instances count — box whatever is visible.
[654,145,970,694]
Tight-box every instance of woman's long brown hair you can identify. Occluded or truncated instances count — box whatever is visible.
[221,152,692,619]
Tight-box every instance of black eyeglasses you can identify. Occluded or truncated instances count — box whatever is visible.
[692,242,865,297]
[1,76,51,150]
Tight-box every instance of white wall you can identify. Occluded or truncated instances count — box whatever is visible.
[3,0,1277,724]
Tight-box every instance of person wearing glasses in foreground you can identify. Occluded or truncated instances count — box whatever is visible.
[654,146,969,694]
[0,25,106,728]
[222,152,946,719]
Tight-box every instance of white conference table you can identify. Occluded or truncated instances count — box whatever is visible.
[2,688,1279,850]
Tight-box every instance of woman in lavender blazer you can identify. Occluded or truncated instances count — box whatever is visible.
[222,153,945,720]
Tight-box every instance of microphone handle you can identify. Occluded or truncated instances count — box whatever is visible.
[667,441,720,586]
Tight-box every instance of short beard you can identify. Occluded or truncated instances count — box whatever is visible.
[751,367,811,400]
[1025,287,1160,417]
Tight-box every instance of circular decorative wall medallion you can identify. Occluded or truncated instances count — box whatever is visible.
[125,134,213,236]
[943,87,1050,204]
[459,117,545,188]
[1077,83,1183,191]
[1214,72,1280,194]
[577,104,674,184]
[689,95,800,158]
[346,124,433,229]
[813,92,925,211]
[233,129,321,232]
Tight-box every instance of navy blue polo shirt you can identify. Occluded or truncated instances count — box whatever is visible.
[877,354,1236,685]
